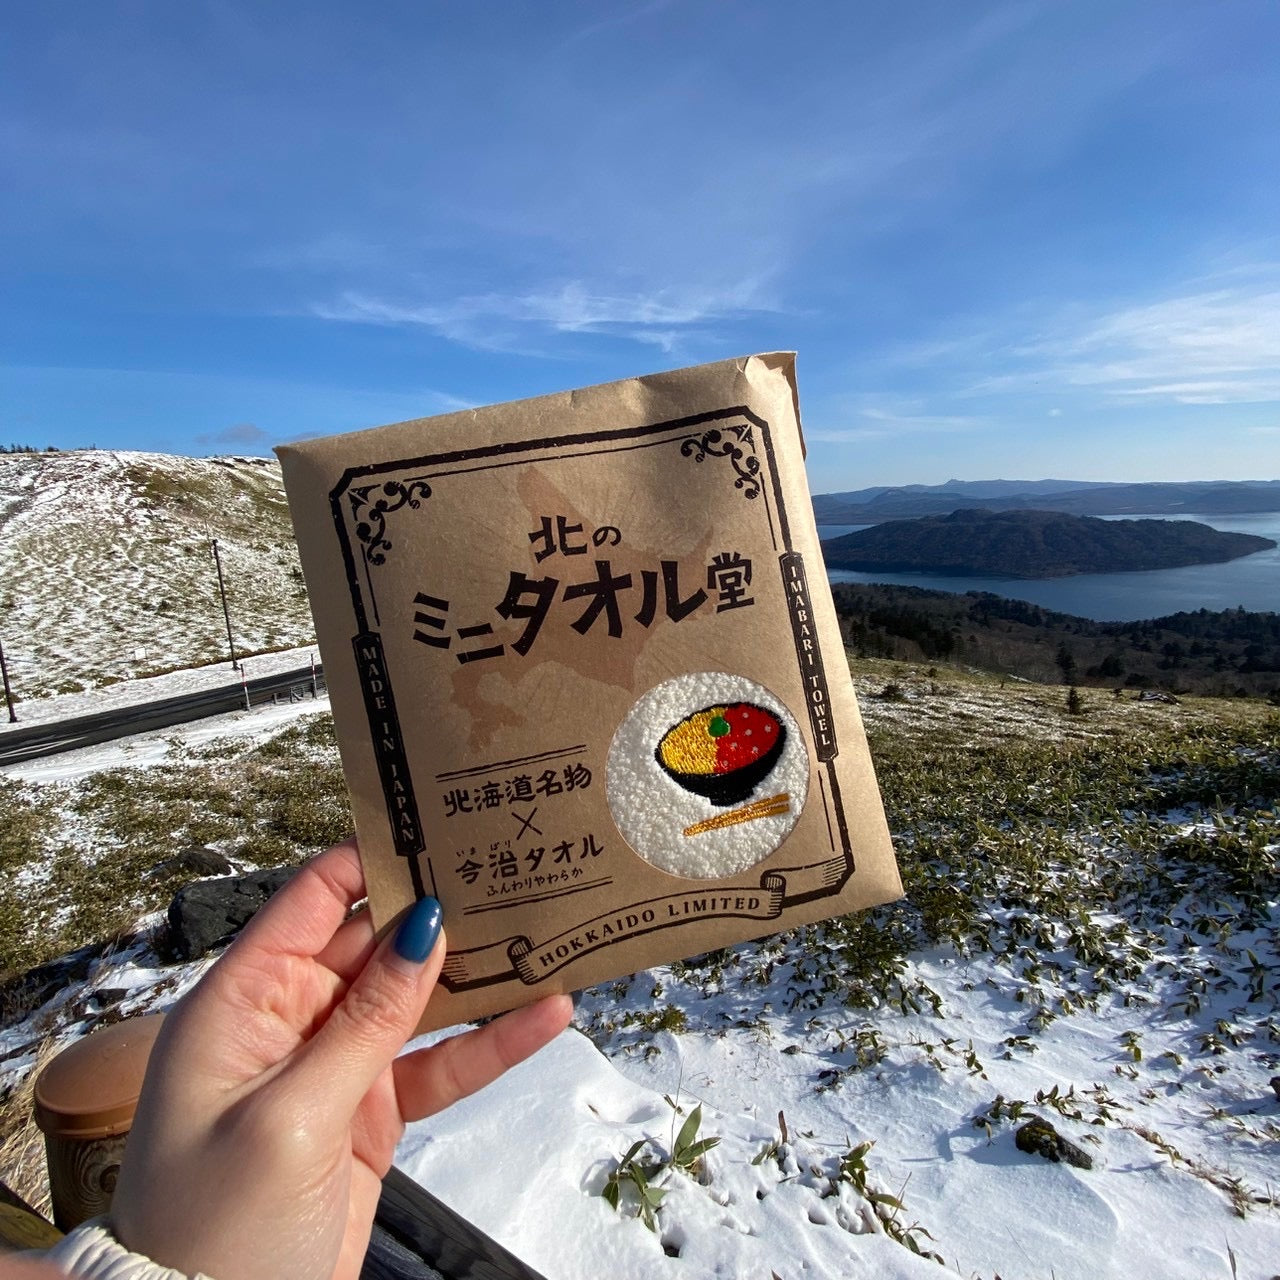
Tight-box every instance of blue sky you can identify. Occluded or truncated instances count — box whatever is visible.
[3,1,1279,489]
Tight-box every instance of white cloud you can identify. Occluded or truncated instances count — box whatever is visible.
[268,6,1181,362]
[312,279,773,354]
[804,427,894,444]
[562,0,684,48]
[806,402,985,444]
[858,407,983,431]
[1016,269,1280,405]
[249,232,391,273]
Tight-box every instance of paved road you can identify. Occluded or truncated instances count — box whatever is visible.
[0,665,326,766]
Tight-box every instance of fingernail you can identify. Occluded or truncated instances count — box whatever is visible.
[393,896,443,964]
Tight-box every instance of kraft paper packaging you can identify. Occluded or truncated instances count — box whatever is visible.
[277,353,901,1029]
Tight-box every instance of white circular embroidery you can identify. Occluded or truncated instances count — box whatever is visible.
[606,671,809,880]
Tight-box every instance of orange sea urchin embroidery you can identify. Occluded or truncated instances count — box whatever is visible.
[655,702,787,806]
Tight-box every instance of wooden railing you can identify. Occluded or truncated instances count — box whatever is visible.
[2,1168,545,1280]
[362,1167,547,1280]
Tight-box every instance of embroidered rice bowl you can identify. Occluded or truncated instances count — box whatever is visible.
[606,672,809,879]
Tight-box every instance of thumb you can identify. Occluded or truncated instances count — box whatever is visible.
[292,896,445,1117]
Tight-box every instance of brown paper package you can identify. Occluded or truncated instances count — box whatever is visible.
[277,353,902,1030]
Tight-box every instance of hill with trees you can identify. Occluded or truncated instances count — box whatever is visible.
[831,581,1280,699]
[821,509,1273,577]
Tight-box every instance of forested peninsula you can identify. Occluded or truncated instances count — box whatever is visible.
[821,509,1274,578]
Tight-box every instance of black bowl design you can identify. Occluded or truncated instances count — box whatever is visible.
[654,701,786,807]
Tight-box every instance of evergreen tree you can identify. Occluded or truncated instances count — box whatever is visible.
[1056,642,1078,685]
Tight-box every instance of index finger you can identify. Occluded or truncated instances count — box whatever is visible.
[231,839,367,963]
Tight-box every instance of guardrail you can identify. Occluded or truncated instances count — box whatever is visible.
[0,665,327,766]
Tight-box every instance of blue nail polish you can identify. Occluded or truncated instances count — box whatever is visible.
[393,896,442,963]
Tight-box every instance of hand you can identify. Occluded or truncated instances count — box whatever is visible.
[110,840,572,1280]
[6,1262,63,1279]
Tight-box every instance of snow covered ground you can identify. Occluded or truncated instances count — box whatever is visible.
[2,671,1277,1279]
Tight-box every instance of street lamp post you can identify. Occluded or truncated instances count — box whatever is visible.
[210,539,239,670]
[0,637,17,723]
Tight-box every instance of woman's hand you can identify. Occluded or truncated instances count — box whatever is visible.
[110,840,572,1280]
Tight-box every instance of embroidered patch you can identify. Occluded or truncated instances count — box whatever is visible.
[606,672,809,879]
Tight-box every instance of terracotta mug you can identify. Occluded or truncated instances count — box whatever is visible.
[33,1013,166,1231]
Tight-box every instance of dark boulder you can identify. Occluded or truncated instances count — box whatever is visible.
[1015,1116,1093,1170]
[167,867,297,961]
[148,846,234,880]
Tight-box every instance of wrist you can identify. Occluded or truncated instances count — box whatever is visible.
[41,1217,219,1280]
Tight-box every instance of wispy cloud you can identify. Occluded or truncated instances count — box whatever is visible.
[276,6,1178,363]
[1012,268,1280,405]
[859,408,984,432]
[312,279,773,354]
[806,403,985,444]
[195,422,270,447]
[249,232,392,274]
[562,0,685,48]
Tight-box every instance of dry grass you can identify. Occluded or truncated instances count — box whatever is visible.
[0,715,347,975]
[0,1036,57,1220]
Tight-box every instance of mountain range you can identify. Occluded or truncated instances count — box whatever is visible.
[812,478,1280,523]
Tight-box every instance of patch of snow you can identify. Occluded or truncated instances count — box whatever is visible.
[0,645,322,732]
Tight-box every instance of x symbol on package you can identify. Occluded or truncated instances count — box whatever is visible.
[512,808,542,840]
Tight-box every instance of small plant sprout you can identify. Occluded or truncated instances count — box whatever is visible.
[599,1104,720,1231]
[670,1103,720,1179]
[827,1140,943,1263]
[752,1111,790,1168]
[963,1039,988,1078]
[600,1140,667,1232]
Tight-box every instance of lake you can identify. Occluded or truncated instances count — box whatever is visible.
[817,512,1280,622]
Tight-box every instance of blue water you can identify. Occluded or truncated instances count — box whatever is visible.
[818,512,1280,622]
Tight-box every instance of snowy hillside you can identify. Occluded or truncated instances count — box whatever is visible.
[0,450,313,699]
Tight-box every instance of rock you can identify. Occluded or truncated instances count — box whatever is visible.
[167,867,298,961]
[1015,1116,1093,1170]
[0,940,111,1024]
[1137,690,1180,705]
[148,846,234,879]
[1270,1075,1280,1103]
[85,986,129,1011]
